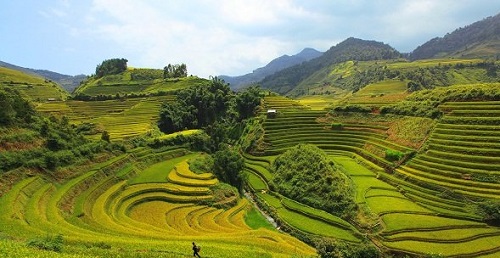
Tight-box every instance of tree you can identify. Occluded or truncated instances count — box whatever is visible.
[316,238,379,258]
[163,63,188,78]
[157,77,233,134]
[95,58,128,78]
[213,147,244,192]
[235,86,262,120]
[101,130,110,142]
[0,89,34,126]
[271,144,356,217]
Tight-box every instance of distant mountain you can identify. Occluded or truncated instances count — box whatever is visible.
[260,37,401,94]
[219,48,322,90]
[0,61,86,92]
[410,13,500,60]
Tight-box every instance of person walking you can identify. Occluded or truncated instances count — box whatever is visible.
[192,242,201,258]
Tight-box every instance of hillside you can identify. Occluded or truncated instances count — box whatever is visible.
[0,66,69,101]
[260,37,401,95]
[220,48,322,90]
[74,68,208,98]
[0,61,86,92]
[410,13,500,60]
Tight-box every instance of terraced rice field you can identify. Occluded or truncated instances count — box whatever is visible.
[0,150,315,257]
[252,105,500,257]
[37,96,175,139]
[347,80,409,106]
[397,101,500,199]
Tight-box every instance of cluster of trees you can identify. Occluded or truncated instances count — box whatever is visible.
[270,144,356,218]
[0,89,124,172]
[157,78,261,135]
[316,238,379,258]
[163,64,187,78]
[0,88,35,126]
[156,78,261,190]
[410,14,500,60]
[95,58,128,78]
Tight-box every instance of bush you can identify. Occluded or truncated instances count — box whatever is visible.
[26,234,63,252]
[476,200,500,224]
[385,149,404,162]
[332,105,372,113]
[331,123,343,130]
[271,144,356,218]
[316,238,379,258]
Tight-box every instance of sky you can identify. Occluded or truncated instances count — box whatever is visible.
[1,1,499,78]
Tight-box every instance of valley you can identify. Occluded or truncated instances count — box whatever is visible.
[1,13,500,258]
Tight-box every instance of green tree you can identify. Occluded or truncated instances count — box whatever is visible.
[157,77,233,134]
[163,63,188,78]
[0,89,34,126]
[271,144,356,217]
[101,130,110,142]
[235,86,262,120]
[213,147,245,192]
[316,238,379,258]
[95,58,128,78]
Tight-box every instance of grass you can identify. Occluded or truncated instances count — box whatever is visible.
[128,153,199,184]
[381,213,484,233]
[244,207,275,230]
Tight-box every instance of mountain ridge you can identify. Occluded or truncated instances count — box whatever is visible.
[219,48,322,90]
[260,37,401,94]
[410,13,500,60]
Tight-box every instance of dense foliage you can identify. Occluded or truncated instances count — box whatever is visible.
[411,13,500,60]
[0,89,124,172]
[157,77,233,134]
[163,63,187,78]
[95,58,128,78]
[157,78,262,134]
[271,144,356,217]
[0,88,35,126]
[316,238,379,258]
[213,146,245,193]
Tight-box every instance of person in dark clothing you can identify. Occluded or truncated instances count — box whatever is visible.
[192,242,201,258]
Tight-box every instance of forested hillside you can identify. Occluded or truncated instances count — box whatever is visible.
[260,38,401,94]
[411,13,500,60]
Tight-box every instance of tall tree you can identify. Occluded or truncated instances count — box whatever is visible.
[95,58,128,78]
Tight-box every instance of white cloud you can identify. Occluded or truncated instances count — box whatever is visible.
[45,0,500,76]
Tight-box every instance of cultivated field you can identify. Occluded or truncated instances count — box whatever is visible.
[0,149,316,257]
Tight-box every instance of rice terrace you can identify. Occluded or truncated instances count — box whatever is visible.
[1,7,500,258]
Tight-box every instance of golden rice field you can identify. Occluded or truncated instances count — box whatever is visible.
[0,150,316,257]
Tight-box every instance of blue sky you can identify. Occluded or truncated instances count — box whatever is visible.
[1,0,499,78]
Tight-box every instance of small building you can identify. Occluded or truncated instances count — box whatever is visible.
[47,98,56,101]
[267,109,277,118]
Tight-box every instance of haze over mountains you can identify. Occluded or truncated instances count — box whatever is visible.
[219,48,322,89]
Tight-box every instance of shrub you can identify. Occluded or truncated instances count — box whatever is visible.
[26,234,63,252]
[385,149,404,162]
[271,144,356,218]
[331,123,343,130]
[316,238,379,258]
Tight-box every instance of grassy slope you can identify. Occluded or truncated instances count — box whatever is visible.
[287,58,496,98]
[74,69,208,96]
[0,67,69,101]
